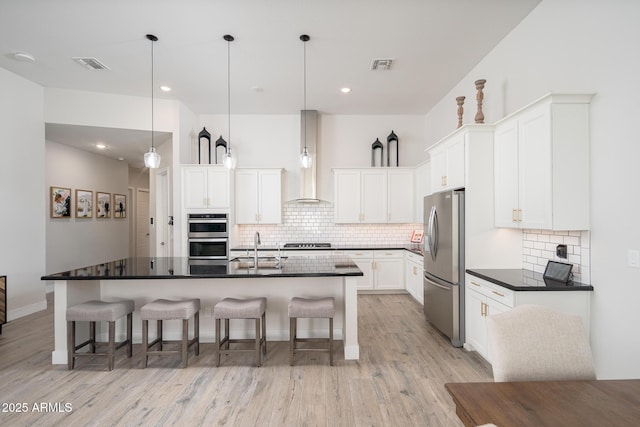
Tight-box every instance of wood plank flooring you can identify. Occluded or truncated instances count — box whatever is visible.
[0,293,492,426]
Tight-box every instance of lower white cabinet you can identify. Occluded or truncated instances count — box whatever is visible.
[465,279,512,361]
[346,250,404,291]
[464,273,591,363]
[405,252,424,304]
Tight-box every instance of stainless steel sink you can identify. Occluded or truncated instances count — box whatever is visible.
[229,256,287,270]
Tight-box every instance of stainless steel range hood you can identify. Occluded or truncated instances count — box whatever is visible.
[292,109,322,203]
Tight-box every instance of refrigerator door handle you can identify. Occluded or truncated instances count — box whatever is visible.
[427,206,438,259]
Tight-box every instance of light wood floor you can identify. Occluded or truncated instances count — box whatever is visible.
[0,293,492,426]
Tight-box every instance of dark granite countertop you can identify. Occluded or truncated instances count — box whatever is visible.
[41,256,363,280]
[466,268,594,291]
[231,244,425,256]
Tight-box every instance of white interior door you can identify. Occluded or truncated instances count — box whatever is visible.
[136,189,150,258]
[155,169,170,257]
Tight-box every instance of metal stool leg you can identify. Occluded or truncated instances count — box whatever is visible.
[194,311,200,356]
[262,312,267,355]
[255,317,261,367]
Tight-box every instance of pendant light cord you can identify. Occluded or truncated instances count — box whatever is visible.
[151,37,154,150]
[227,37,231,151]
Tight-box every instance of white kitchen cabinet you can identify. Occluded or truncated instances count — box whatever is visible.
[345,250,374,290]
[346,249,404,291]
[334,168,414,224]
[494,93,593,230]
[405,251,424,304]
[465,277,512,361]
[387,169,415,223]
[182,165,230,209]
[374,250,405,290]
[334,169,386,223]
[464,273,591,363]
[235,168,282,224]
[428,132,465,193]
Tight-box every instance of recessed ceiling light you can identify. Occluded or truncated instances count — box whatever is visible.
[118,157,125,161]
[160,85,171,92]
[340,87,351,93]
[96,143,107,149]
[12,52,36,63]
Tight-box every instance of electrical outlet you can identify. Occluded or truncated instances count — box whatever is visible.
[628,249,640,268]
[556,244,567,259]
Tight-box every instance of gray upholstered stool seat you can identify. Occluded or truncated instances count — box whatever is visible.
[140,298,200,368]
[66,299,135,371]
[213,297,267,367]
[288,297,335,366]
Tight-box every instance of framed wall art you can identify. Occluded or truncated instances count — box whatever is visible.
[50,186,71,218]
[96,192,111,218]
[114,194,126,218]
[75,189,93,218]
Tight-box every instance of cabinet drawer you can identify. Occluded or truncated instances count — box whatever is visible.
[346,250,374,259]
[374,250,403,259]
[466,275,514,307]
[405,252,423,265]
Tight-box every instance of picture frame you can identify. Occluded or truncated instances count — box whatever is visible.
[50,186,72,218]
[96,192,111,218]
[114,194,126,218]
[75,189,93,218]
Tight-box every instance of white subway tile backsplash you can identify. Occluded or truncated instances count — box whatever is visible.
[521,228,591,284]
[235,201,420,248]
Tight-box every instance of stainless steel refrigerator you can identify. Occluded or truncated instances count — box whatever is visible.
[423,190,465,347]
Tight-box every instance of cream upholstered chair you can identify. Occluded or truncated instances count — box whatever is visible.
[486,304,596,382]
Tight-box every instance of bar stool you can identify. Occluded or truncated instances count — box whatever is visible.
[213,297,267,367]
[288,297,335,366]
[140,298,200,368]
[66,299,134,371]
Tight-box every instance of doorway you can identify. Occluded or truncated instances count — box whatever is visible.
[136,189,150,257]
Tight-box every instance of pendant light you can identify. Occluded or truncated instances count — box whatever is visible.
[299,34,312,169]
[223,34,236,169]
[144,34,161,169]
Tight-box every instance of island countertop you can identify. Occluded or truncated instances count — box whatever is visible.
[41,256,363,281]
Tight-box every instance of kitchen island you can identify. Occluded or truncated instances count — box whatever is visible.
[42,256,363,365]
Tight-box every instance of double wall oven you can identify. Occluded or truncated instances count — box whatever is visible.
[187,213,229,259]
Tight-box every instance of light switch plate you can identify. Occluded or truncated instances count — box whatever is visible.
[628,249,640,268]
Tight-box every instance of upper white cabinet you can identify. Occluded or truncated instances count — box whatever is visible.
[428,132,465,193]
[182,165,230,209]
[387,169,415,223]
[494,93,593,230]
[235,168,282,224]
[334,168,414,224]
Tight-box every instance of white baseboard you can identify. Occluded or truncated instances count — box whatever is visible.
[8,299,47,322]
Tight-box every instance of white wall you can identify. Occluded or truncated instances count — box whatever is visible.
[0,67,46,319]
[198,113,427,202]
[45,142,130,273]
[422,0,640,379]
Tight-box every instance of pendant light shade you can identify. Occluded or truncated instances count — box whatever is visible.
[223,34,236,169]
[299,34,312,169]
[144,34,161,169]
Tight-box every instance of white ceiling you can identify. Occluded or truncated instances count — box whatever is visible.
[1,0,540,166]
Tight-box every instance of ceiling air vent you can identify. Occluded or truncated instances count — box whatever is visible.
[371,58,394,71]
[72,57,110,70]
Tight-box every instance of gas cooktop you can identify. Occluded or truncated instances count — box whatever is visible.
[283,243,332,248]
